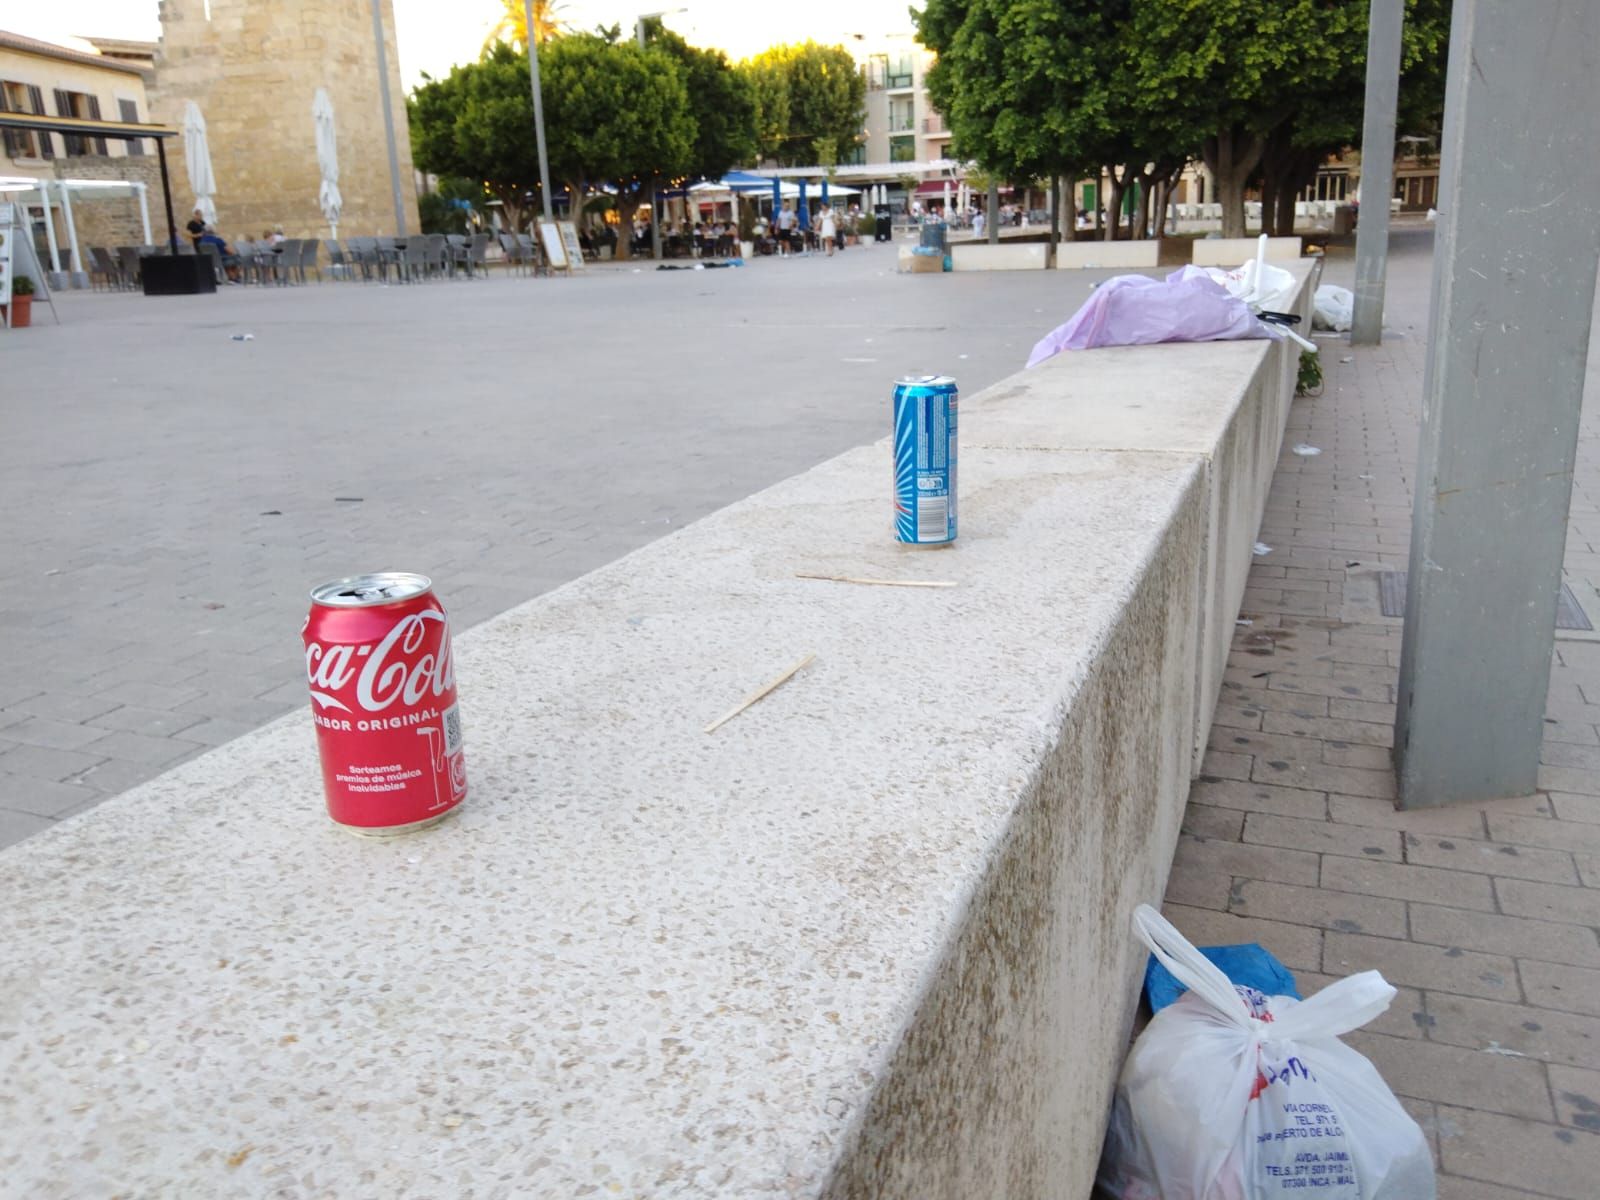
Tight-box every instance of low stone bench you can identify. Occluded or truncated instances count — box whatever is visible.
[1053,240,1160,270]
[1191,236,1306,267]
[949,241,1049,271]
[0,264,1313,1198]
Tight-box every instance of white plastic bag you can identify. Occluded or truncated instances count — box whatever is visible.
[1097,906,1435,1200]
[1313,285,1355,331]
[1180,262,1300,315]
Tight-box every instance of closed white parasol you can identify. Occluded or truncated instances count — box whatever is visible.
[182,100,217,226]
[312,87,342,238]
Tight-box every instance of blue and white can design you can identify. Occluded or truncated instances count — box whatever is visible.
[892,375,958,544]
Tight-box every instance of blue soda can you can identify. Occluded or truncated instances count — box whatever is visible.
[892,375,958,544]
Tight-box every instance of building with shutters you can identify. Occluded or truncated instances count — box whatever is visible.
[0,29,160,272]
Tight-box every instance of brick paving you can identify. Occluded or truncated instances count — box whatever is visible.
[1163,225,1600,1199]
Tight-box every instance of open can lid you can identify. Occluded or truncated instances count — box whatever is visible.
[310,572,433,607]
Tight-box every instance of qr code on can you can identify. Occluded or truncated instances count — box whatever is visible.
[442,703,463,755]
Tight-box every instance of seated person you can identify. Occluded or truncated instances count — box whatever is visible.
[197,226,242,282]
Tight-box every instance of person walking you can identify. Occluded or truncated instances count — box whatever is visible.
[776,202,796,257]
[819,205,837,257]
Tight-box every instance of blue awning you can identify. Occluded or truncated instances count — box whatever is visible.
[721,170,775,192]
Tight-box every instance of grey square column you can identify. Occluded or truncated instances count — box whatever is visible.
[1350,0,1403,345]
[1394,1,1600,807]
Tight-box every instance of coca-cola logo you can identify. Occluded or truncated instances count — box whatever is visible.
[306,608,455,714]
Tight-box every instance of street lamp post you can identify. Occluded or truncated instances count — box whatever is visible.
[369,0,407,235]
[525,0,555,222]
[635,8,686,262]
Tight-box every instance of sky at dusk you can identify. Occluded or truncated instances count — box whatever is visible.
[0,0,923,90]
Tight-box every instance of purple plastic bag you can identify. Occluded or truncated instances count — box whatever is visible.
[1026,267,1281,368]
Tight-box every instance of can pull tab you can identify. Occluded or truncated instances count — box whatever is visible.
[338,584,397,602]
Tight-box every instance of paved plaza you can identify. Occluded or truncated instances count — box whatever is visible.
[0,242,1109,844]
[1162,227,1600,1200]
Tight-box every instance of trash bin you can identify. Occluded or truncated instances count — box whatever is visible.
[920,219,948,253]
[875,206,892,243]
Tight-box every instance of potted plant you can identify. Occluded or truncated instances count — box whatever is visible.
[5,274,34,328]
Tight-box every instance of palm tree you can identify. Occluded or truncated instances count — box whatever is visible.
[483,0,563,51]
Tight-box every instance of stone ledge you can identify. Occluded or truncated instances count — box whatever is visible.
[949,241,1049,271]
[0,269,1310,1195]
[1190,236,1306,267]
[1054,240,1161,270]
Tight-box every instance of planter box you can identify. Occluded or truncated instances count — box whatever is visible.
[949,242,1048,271]
[1189,236,1303,267]
[2,294,33,327]
[1054,241,1160,270]
[141,255,217,295]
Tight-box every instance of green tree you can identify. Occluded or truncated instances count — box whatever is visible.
[419,176,487,234]
[1255,0,1450,235]
[640,22,758,180]
[919,0,1182,241]
[542,33,695,257]
[739,42,865,166]
[409,38,694,253]
[920,0,1448,240]
[1119,0,1451,238]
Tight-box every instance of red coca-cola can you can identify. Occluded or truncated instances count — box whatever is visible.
[302,572,467,835]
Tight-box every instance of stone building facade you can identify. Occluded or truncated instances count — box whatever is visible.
[52,154,164,252]
[147,0,419,242]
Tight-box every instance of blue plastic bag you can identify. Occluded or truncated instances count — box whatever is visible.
[1144,942,1299,1012]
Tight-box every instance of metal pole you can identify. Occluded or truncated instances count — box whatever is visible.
[635,16,664,260]
[135,180,151,244]
[1394,0,1600,807]
[39,179,61,275]
[369,0,407,235]
[156,136,180,252]
[986,178,999,244]
[1351,0,1404,344]
[58,181,84,287]
[1047,174,1059,268]
[526,0,554,221]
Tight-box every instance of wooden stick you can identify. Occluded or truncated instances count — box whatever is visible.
[704,652,816,734]
[794,573,957,589]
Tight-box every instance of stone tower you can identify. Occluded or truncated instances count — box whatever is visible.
[147,0,420,241]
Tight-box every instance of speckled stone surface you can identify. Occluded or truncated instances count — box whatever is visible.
[0,428,1210,1196]
[969,260,1315,773]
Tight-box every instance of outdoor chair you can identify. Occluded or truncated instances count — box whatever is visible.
[273,239,302,284]
[324,240,355,281]
[87,246,122,291]
[297,239,321,283]
[116,246,143,288]
[375,236,400,282]
[345,236,377,282]
[497,231,526,276]
[235,238,261,284]
[467,233,491,276]
[198,243,227,285]
[425,233,449,279]
[401,236,433,283]
[446,233,470,278]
